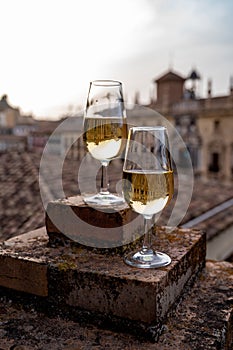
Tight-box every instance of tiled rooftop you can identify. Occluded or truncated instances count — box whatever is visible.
[1,150,233,243]
[172,178,233,240]
[0,152,44,240]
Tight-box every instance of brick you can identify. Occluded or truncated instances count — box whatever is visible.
[0,255,47,297]
[0,225,206,338]
[48,227,206,325]
[0,260,232,348]
[46,195,142,249]
[0,255,48,297]
[0,227,48,297]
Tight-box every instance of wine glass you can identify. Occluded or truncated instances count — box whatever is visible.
[83,80,127,206]
[122,126,174,268]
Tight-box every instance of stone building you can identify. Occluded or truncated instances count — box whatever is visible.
[146,68,233,182]
[28,116,84,158]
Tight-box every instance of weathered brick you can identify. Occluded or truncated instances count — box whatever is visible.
[46,195,142,250]
[0,254,48,297]
[0,225,206,337]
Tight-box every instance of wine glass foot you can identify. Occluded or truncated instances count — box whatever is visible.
[124,249,171,269]
[84,193,125,206]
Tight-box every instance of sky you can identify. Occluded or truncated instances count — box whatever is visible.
[0,0,233,119]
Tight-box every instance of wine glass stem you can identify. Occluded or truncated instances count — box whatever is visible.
[100,161,110,195]
[142,216,153,252]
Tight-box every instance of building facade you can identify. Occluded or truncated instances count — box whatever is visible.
[136,68,233,182]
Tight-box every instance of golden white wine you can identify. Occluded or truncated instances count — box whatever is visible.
[83,117,127,161]
[123,170,174,216]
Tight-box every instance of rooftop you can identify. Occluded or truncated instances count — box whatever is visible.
[154,69,186,83]
[0,150,233,348]
[1,150,233,248]
[0,95,14,111]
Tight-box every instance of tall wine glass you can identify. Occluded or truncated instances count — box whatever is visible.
[122,126,174,268]
[83,80,127,206]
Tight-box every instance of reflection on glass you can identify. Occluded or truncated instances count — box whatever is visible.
[83,80,127,206]
[122,126,174,268]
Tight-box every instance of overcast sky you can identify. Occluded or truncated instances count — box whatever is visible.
[0,0,232,119]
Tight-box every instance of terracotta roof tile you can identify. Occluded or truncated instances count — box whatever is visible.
[1,151,233,243]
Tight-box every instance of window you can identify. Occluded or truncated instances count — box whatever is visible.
[214,120,220,131]
[209,152,219,173]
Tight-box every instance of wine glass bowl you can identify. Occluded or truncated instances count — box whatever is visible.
[83,80,127,206]
[122,126,174,268]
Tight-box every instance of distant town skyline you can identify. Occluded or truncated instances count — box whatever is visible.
[0,0,232,119]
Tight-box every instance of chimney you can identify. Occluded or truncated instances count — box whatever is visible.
[230,76,233,96]
[207,79,212,98]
